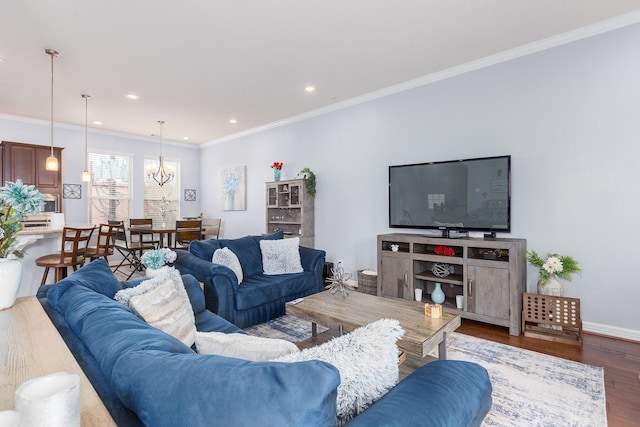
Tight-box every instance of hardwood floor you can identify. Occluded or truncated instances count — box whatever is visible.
[301,319,640,426]
[456,319,640,427]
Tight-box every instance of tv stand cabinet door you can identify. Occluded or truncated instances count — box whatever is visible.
[467,265,510,320]
[379,255,411,299]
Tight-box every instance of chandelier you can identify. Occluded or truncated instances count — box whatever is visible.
[146,120,175,186]
[45,49,59,171]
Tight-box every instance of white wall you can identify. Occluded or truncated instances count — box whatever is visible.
[199,23,640,339]
[0,116,202,223]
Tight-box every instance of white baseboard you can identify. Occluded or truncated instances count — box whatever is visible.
[583,321,640,342]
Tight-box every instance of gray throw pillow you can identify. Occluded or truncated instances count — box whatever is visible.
[260,237,303,275]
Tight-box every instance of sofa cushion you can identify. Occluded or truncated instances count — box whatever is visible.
[275,318,404,425]
[189,238,222,262]
[219,235,262,277]
[115,268,196,347]
[212,247,243,284]
[195,331,299,361]
[111,350,340,427]
[47,259,123,301]
[260,238,304,275]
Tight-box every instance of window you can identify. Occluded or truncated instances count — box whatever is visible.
[144,158,180,225]
[428,193,445,209]
[87,152,132,224]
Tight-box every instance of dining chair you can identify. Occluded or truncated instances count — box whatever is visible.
[111,221,156,279]
[129,218,160,248]
[36,226,96,285]
[85,223,118,263]
[173,219,202,249]
[201,218,221,240]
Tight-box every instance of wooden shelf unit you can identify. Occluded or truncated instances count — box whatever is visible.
[377,233,527,336]
[265,179,314,247]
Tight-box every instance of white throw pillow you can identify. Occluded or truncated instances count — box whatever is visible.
[114,268,196,347]
[260,237,303,275]
[212,247,243,284]
[274,318,404,425]
[195,331,299,361]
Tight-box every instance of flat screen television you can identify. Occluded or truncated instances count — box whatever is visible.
[389,155,511,237]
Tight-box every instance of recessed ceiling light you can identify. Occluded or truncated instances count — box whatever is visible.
[304,86,316,93]
[0,57,4,62]
[125,94,140,100]
[93,121,103,125]
[229,119,238,124]
[182,136,190,141]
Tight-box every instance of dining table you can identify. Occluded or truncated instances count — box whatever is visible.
[129,224,176,248]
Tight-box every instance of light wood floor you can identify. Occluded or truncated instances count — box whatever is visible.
[301,319,640,427]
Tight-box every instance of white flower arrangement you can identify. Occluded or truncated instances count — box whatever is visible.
[527,250,580,285]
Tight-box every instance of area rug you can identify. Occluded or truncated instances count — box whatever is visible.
[244,314,328,342]
[247,315,607,427]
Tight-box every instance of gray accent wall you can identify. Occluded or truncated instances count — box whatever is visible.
[199,23,640,339]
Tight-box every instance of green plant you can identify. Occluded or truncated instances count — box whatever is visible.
[0,179,44,258]
[297,167,316,197]
[527,250,581,284]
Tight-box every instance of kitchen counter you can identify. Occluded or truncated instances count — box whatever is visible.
[14,228,63,297]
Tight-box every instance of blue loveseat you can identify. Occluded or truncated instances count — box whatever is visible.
[38,259,493,427]
[173,232,326,328]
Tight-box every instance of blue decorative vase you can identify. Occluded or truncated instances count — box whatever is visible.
[431,282,445,304]
[274,169,281,182]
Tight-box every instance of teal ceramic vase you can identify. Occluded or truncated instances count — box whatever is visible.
[431,282,445,304]
[274,169,281,182]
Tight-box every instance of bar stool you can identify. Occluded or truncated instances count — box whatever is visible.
[36,226,95,285]
[85,223,118,263]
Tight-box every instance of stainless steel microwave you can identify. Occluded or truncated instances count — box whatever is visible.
[41,193,59,213]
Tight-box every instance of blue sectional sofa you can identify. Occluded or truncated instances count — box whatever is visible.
[38,259,493,427]
[173,232,326,328]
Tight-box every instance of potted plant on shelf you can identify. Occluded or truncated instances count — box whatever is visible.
[297,167,316,197]
[527,250,581,296]
[0,179,44,309]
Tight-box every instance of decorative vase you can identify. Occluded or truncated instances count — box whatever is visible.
[0,258,23,310]
[145,265,172,278]
[537,274,563,296]
[274,169,281,182]
[431,282,445,304]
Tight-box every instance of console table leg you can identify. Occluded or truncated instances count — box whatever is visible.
[439,332,448,360]
[312,322,317,338]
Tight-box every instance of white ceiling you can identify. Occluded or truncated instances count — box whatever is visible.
[1,1,640,145]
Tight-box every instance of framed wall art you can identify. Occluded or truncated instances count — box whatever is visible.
[221,165,246,211]
[184,189,196,201]
[63,183,82,199]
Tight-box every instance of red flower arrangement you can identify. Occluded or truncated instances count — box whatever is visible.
[434,245,455,257]
[271,162,283,170]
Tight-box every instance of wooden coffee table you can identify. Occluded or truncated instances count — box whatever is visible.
[286,291,460,359]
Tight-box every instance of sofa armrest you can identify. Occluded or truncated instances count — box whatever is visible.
[299,246,326,293]
[344,360,492,427]
[173,249,239,319]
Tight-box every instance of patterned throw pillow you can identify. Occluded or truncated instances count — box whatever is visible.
[114,268,196,347]
[259,237,303,275]
[212,247,243,284]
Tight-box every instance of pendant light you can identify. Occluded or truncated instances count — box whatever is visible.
[145,120,175,186]
[81,94,91,182]
[45,49,59,171]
